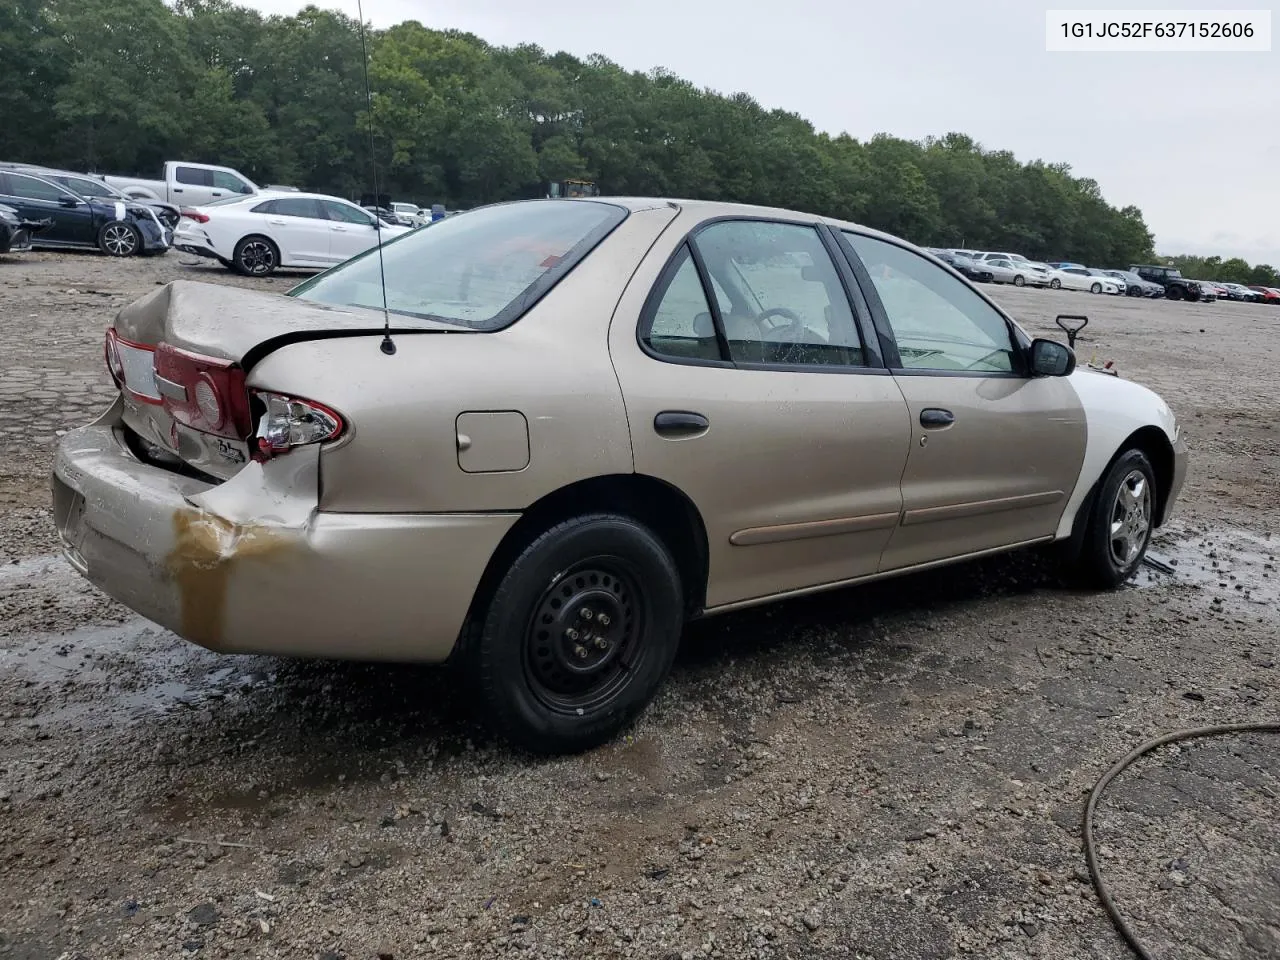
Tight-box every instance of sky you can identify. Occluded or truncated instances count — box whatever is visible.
[236,0,1280,267]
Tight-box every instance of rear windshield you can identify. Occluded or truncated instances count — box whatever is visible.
[289,200,627,330]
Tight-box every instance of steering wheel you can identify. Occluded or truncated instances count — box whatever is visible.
[752,307,812,363]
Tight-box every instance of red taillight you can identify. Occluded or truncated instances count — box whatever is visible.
[153,343,252,440]
[180,207,210,223]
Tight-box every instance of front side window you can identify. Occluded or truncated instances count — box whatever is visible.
[291,200,627,330]
[690,220,864,367]
[321,200,376,225]
[7,174,71,203]
[212,170,251,193]
[844,231,1018,374]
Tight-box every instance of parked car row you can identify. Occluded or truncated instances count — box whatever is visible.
[926,249,1280,306]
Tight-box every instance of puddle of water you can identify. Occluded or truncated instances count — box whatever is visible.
[1137,526,1279,608]
[0,620,272,729]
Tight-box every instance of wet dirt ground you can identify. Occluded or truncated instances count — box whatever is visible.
[1,250,1278,960]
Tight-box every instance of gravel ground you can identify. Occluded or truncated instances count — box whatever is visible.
[1,250,1278,960]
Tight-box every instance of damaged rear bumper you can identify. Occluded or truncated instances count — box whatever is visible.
[52,399,517,662]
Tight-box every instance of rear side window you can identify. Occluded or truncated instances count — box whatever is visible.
[291,200,628,330]
[270,197,324,219]
[175,166,212,186]
[642,245,722,362]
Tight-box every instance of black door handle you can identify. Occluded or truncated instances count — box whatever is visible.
[919,408,955,428]
[654,411,709,437]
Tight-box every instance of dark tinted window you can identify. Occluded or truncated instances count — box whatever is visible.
[292,200,627,330]
[6,173,70,202]
[175,166,212,186]
[270,197,325,219]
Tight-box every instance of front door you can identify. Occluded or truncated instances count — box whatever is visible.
[321,199,382,263]
[839,230,1087,572]
[0,172,97,247]
[609,214,914,609]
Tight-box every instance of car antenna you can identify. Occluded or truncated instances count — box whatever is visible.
[356,0,395,356]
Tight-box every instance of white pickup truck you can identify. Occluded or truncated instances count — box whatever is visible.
[95,160,261,207]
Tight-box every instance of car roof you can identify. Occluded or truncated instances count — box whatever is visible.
[581,196,915,245]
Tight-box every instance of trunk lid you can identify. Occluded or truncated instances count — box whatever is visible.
[110,279,458,481]
[113,278,456,361]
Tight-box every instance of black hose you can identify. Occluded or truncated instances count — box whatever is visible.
[1083,722,1280,959]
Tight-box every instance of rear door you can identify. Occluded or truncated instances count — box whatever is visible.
[253,197,330,264]
[609,213,914,609]
[0,172,96,247]
[320,199,383,263]
[838,230,1086,572]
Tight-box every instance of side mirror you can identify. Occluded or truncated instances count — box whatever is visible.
[59,196,79,207]
[1029,338,1076,377]
[240,185,253,194]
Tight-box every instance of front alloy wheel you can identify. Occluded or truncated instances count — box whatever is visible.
[1108,470,1152,569]
[1067,448,1158,588]
[99,222,139,257]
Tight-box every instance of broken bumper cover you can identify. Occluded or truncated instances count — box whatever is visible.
[52,401,517,662]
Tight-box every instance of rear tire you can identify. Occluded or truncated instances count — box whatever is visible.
[232,235,279,277]
[1065,449,1156,589]
[466,514,684,754]
[97,221,140,257]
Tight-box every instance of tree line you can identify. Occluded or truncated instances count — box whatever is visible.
[2,0,1276,283]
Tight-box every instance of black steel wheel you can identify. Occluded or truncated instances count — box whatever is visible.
[465,514,684,754]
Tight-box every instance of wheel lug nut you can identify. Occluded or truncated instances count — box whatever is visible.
[580,607,594,620]
[594,637,608,650]
[565,628,579,641]
[574,645,588,659]
[597,614,610,626]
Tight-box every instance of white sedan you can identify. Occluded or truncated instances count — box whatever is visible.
[174,190,413,276]
[1054,266,1120,294]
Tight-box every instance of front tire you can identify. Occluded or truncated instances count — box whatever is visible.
[232,235,280,276]
[1090,282,1102,294]
[468,514,684,754]
[98,221,140,257]
[1013,274,1025,287]
[1049,278,1061,289]
[1069,449,1157,588]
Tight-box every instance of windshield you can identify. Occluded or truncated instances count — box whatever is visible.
[53,175,121,200]
[290,200,628,330]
